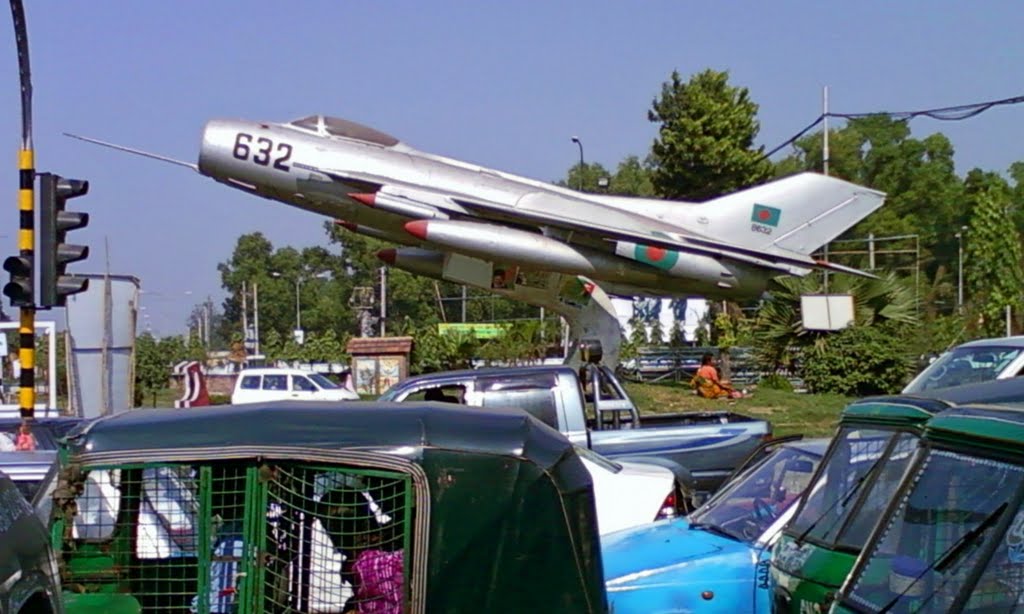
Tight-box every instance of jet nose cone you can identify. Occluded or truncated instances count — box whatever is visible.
[377,249,397,265]
[197,119,238,177]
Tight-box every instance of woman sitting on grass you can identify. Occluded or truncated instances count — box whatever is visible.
[692,353,746,399]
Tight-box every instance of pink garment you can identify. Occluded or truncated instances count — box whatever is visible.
[353,549,404,614]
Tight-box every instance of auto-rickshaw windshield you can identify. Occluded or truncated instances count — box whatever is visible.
[845,449,1024,613]
[690,446,820,544]
[788,428,918,549]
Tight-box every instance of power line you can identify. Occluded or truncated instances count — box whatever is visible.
[762,93,1024,161]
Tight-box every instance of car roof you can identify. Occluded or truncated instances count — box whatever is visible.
[65,402,576,468]
[237,368,318,375]
[954,335,1024,349]
[396,365,577,387]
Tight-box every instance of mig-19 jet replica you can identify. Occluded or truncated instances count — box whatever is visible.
[69,114,885,365]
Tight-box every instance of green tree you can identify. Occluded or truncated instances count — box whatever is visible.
[135,333,168,407]
[609,156,656,197]
[964,185,1024,337]
[648,69,771,200]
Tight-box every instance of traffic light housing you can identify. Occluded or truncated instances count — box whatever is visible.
[2,254,33,307]
[39,173,90,307]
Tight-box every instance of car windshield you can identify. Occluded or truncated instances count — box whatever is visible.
[689,446,820,544]
[845,450,1024,613]
[788,428,919,549]
[904,346,1022,392]
[309,373,339,389]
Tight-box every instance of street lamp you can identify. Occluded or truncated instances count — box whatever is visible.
[271,270,332,333]
[955,226,967,309]
[571,136,584,191]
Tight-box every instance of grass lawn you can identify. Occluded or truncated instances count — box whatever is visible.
[624,380,852,438]
[142,381,850,438]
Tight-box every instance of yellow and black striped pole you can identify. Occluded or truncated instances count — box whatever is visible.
[10,0,35,420]
[17,148,34,419]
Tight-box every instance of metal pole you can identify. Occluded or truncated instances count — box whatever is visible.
[868,233,875,270]
[10,0,35,420]
[253,281,260,356]
[822,86,830,176]
[241,280,249,349]
[379,267,386,336]
[295,278,301,330]
[822,86,830,295]
[1008,305,1012,337]
[461,285,467,322]
[571,136,584,190]
[957,229,965,309]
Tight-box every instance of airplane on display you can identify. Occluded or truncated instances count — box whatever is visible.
[69,114,886,365]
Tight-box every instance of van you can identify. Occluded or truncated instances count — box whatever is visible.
[231,368,359,404]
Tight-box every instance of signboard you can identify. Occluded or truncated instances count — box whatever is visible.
[438,322,511,339]
[800,294,855,331]
[293,328,305,345]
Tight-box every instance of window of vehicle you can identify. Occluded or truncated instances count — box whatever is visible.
[322,116,400,147]
[904,346,1023,392]
[239,375,261,390]
[309,373,339,389]
[788,428,895,545]
[477,375,559,428]
[409,385,465,404]
[690,446,821,543]
[847,451,1024,613]
[262,375,287,391]
[293,376,317,392]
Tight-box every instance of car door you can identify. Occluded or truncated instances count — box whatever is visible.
[260,374,290,402]
[290,374,320,400]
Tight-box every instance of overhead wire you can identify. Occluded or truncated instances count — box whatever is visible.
[760,94,1024,161]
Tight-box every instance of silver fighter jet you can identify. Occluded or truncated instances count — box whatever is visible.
[69,113,884,301]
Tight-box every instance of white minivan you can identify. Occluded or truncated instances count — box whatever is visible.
[231,368,360,404]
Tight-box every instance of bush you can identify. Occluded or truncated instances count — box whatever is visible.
[800,324,911,396]
[758,373,794,392]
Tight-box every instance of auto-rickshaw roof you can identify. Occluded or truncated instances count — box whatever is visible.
[841,395,950,426]
[66,401,576,468]
[924,403,1024,455]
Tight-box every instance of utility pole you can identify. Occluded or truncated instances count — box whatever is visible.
[822,86,830,294]
[7,1,35,420]
[379,267,387,336]
[253,281,260,356]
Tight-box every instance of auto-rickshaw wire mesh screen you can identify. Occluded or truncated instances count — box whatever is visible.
[61,461,411,613]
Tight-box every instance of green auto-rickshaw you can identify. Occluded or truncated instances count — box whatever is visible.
[39,402,608,613]
[833,403,1024,613]
[771,396,950,612]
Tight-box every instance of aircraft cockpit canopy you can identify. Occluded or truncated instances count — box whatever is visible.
[288,115,400,147]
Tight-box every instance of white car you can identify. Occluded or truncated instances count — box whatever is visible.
[903,335,1024,393]
[575,446,682,535]
[231,368,359,405]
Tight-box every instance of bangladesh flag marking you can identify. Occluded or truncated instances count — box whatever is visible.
[751,204,781,227]
[633,244,679,271]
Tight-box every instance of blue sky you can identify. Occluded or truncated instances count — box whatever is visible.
[1,1,1020,335]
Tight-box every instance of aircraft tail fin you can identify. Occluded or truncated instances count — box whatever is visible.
[694,172,885,256]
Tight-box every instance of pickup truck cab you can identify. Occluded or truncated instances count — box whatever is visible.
[379,364,770,495]
[231,367,359,404]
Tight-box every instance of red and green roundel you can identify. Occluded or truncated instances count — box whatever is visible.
[751,204,782,227]
[633,244,679,270]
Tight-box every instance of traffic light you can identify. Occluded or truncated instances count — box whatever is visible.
[39,173,90,307]
[2,254,33,307]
